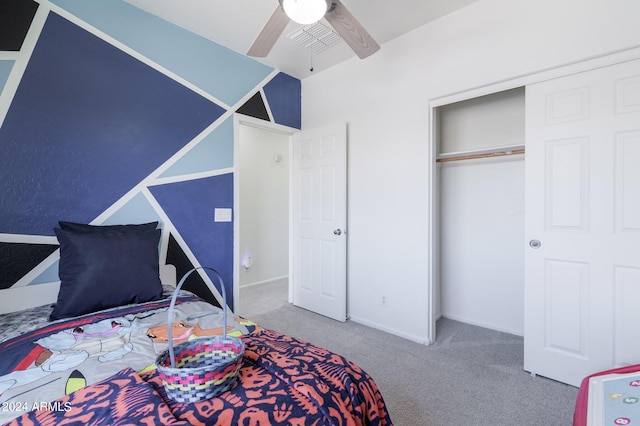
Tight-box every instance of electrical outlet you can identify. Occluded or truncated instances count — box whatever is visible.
[242,256,252,270]
[380,295,387,307]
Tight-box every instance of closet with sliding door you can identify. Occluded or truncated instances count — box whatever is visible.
[435,87,526,336]
[431,53,640,387]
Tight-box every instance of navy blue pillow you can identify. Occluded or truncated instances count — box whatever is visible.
[51,225,163,320]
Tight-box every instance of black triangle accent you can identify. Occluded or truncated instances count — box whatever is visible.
[0,242,59,289]
[0,0,39,51]
[236,92,270,122]
[165,233,221,308]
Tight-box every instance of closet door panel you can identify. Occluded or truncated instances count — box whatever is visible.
[615,131,640,232]
[545,137,589,230]
[524,58,640,387]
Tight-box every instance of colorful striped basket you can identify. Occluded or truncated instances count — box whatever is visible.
[155,267,245,403]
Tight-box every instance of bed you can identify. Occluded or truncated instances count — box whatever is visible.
[574,364,640,426]
[0,222,392,425]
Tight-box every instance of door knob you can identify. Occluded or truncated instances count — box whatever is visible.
[333,229,342,236]
[529,239,541,249]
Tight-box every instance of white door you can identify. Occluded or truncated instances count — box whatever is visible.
[291,122,347,322]
[524,58,640,387]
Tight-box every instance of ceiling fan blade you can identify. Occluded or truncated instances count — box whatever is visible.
[325,0,380,59]
[247,6,290,57]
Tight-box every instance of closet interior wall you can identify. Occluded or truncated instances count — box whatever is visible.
[436,87,526,336]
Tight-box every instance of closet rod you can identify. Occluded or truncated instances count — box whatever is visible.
[436,148,525,163]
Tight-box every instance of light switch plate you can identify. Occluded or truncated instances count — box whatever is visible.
[214,208,232,222]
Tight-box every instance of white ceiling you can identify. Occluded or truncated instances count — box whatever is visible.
[124,0,479,80]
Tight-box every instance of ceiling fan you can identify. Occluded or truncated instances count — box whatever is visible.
[247,0,380,59]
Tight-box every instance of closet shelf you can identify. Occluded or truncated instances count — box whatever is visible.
[436,145,525,163]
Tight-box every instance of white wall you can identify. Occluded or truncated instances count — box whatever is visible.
[301,0,640,343]
[238,124,289,287]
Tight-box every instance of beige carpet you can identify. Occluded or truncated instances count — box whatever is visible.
[237,280,579,426]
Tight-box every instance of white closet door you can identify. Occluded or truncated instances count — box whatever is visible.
[524,58,640,387]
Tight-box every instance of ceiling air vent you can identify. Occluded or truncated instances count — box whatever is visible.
[288,21,342,53]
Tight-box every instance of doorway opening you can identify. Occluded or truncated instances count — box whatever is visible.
[236,117,293,315]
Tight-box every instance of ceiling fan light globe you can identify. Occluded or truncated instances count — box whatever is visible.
[280,0,329,25]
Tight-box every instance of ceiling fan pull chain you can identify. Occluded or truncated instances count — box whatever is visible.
[310,49,314,72]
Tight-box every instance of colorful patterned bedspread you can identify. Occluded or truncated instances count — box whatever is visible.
[0,298,392,425]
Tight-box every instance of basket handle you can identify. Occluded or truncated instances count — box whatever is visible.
[166,266,228,369]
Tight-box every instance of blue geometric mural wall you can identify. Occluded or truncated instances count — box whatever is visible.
[1,12,226,236]
[0,0,39,51]
[0,0,301,311]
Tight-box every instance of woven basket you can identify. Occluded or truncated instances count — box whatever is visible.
[155,267,244,403]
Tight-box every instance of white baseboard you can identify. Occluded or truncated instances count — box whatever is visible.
[439,312,524,337]
[240,275,288,289]
[348,314,431,345]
